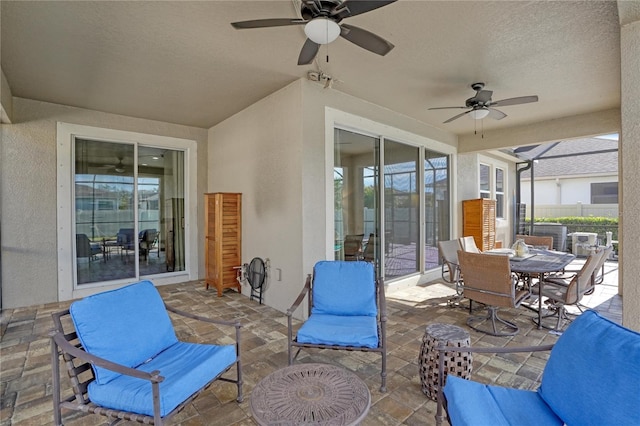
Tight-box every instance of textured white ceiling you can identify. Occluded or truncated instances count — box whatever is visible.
[0,0,621,136]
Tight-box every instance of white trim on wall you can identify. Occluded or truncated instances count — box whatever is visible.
[56,122,199,301]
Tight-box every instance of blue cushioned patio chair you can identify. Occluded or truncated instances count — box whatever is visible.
[287,260,387,391]
[50,281,243,425]
[435,310,640,426]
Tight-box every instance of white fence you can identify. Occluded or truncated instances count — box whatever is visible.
[526,203,618,218]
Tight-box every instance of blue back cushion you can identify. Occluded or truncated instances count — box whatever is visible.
[70,281,178,385]
[311,261,377,316]
[539,310,640,425]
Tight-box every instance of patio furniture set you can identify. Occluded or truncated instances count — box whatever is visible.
[50,254,636,425]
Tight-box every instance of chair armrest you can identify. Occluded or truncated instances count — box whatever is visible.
[434,342,554,426]
[286,275,311,318]
[49,330,163,383]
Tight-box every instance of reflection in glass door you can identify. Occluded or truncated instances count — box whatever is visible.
[74,139,185,285]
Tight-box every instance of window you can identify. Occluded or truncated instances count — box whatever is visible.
[495,167,505,218]
[479,164,490,199]
[591,182,618,204]
[478,159,507,219]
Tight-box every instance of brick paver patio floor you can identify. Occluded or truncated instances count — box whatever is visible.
[0,260,621,425]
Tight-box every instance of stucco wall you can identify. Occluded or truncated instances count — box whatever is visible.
[620,17,640,330]
[208,81,305,315]
[1,97,208,309]
[208,79,458,316]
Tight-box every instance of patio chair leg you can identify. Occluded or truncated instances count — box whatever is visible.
[467,306,519,336]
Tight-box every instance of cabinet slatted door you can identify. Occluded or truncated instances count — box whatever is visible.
[462,198,496,251]
[205,193,242,296]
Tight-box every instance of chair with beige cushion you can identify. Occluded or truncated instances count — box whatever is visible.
[459,236,481,253]
[536,248,606,330]
[457,250,530,336]
[515,234,554,250]
[438,239,462,290]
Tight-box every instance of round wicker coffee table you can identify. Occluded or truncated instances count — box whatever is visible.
[419,323,473,401]
[250,363,371,425]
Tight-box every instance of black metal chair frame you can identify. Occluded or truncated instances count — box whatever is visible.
[50,304,243,425]
[286,271,388,392]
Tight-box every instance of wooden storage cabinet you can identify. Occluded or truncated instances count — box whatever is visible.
[462,198,496,251]
[205,193,242,296]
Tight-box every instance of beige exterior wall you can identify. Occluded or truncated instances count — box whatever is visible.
[1,97,208,308]
[209,79,458,317]
[620,13,640,331]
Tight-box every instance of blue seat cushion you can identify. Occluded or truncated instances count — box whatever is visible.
[296,314,379,348]
[538,310,640,425]
[88,341,236,417]
[70,281,178,385]
[311,261,377,317]
[444,376,563,426]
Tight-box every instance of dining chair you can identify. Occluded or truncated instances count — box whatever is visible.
[362,233,379,263]
[459,236,481,253]
[76,233,102,267]
[342,233,365,261]
[535,248,606,331]
[437,239,462,287]
[515,234,554,250]
[457,250,530,336]
[139,228,159,262]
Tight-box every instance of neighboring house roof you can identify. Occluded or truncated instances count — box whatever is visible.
[515,137,618,179]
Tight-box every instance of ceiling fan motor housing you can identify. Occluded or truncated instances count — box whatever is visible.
[301,0,343,21]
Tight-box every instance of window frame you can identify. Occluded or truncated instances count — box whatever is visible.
[478,156,508,220]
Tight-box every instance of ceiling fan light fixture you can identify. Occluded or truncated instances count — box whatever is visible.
[469,108,490,120]
[304,17,340,44]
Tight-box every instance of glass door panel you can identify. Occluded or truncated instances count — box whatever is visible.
[425,151,450,271]
[75,140,135,284]
[334,129,379,268]
[384,140,420,279]
[138,147,186,274]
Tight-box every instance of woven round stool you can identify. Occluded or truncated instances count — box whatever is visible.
[419,323,472,401]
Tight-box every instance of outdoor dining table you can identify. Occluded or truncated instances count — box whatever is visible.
[509,249,576,329]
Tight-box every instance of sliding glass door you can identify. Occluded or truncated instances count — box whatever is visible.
[74,139,185,285]
[334,128,451,281]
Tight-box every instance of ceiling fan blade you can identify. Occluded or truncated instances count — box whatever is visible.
[474,90,493,103]
[428,106,467,110]
[298,38,320,65]
[231,18,305,29]
[443,110,472,124]
[333,0,397,18]
[491,95,538,107]
[488,108,507,120]
[340,24,394,56]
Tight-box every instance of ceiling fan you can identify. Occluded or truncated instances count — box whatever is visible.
[231,0,396,65]
[93,156,126,173]
[429,83,539,124]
